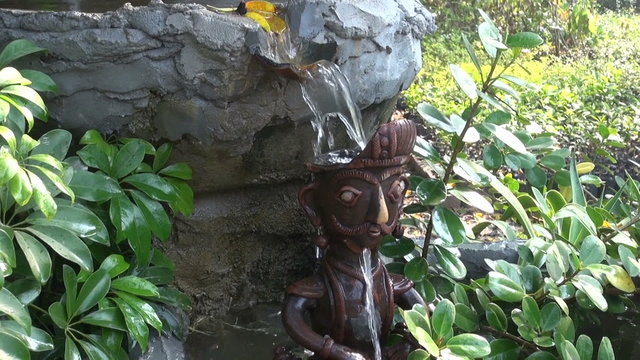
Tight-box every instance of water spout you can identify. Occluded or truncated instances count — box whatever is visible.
[360,248,382,360]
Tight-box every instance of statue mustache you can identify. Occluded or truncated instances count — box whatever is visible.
[330,215,396,236]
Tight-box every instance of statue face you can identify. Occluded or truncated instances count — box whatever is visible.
[300,166,408,252]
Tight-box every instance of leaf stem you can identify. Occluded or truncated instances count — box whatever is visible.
[602,212,640,244]
[480,324,538,352]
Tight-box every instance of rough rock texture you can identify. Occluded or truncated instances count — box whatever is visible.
[0,0,435,318]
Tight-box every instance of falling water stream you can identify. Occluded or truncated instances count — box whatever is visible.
[360,248,382,360]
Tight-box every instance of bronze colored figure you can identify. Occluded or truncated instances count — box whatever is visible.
[282,119,426,360]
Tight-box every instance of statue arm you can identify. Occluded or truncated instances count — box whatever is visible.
[394,288,426,310]
[282,295,369,360]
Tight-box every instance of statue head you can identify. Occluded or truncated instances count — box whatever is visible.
[299,119,416,253]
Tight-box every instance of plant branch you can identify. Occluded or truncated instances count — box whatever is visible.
[480,324,539,352]
[602,212,640,244]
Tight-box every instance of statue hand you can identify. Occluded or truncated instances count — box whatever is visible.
[329,344,370,360]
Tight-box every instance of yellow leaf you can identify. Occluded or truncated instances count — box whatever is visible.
[206,5,236,13]
[245,1,277,14]
[261,13,287,34]
[245,12,271,32]
[606,265,635,293]
[576,162,595,174]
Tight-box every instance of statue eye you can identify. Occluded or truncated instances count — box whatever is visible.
[388,178,407,202]
[337,187,361,207]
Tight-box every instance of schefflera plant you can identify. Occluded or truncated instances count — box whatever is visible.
[0,39,193,359]
[379,10,632,360]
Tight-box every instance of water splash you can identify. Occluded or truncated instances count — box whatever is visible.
[360,248,382,360]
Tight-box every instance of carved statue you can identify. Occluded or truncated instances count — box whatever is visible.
[281,119,426,360]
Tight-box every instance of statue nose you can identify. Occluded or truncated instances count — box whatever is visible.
[370,185,389,225]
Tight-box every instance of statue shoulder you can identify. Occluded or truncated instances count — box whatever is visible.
[286,275,326,299]
[389,273,414,295]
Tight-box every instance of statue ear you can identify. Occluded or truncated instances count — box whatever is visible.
[298,183,321,227]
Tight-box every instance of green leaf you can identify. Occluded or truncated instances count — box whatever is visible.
[1,85,46,119]
[62,265,77,321]
[483,144,503,170]
[0,288,31,333]
[417,103,454,132]
[487,271,525,302]
[0,332,30,360]
[462,33,482,76]
[432,299,455,338]
[159,162,192,180]
[0,39,46,67]
[414,327,439,357]
[576,335,593,360]
[379,235,414,258]
[597,337,614,360]
[77,339,110,360]
[414,279,436,303]
[69,170,122,202]
[404,257,429,282]
[27,204,109,245]
[115,291,162,332]
[486,303,507,331]
[522,265,544,293]
[19,70,57,93]
[0,125,17,152]
[9,168,32,206]
[48,301,66,329]
[14,231,51,284]
[572,275,607,311]
[5,279,40,306]
[434,245,467,280]
[478,22,504,58]
[401,307,431,336]
[450,64,478,100]
[541,155,566,170]
[129,190,171,241]
[0,67,29,88]
[570,159,586,206]
[416,179,447,206]
[526,166,547,188]
[80,307,127,331]
[0,321,53,352]
[446,333,491,358]
[554,204,597,237]
[527,351,557,360]
[123,173,174,202]
[483,123,529,154]
[407,349,430,360]
[449,187,493,213]
[486,339,520,360]
[111,140,146,179]
[618,246,640,277]
[27,224,93,272]
[152,143,172,172]
[75,269,110,316]
[112,297,149,351]
[99,255,130,278]
[432,206,466,245]
[64,336,81,360]
[0,228,16,268]
[0,151,20,185]
[560,340,581,360]
[111,276,159,297]
[506,32,544,48]
[454,303,478,332]
[77,144,111,173]
[579,235,605,266]
[31,129,71,160]
[522,296,541,330]
[109,194,152,266]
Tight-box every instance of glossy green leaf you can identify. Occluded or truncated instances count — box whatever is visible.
[522,265,544,293]
[0,39,46,67]
[522,296,541,330]
[404,257,429,282]
[0,332,30,360]
[414,327,439,357]
[111,140,146,179]
[158,162,192,180]
[526,166,547,188]
[554,204,597,236]
[414,279,436,303]
[115,291,162,331]
[152,143,172,172]
[99,255,130,278]
[130,190,171,241]
[434,245,467,280]
[19,69,57,93]
[77,144,111,173]
[450,64,478,100]
[449,187,493,213]
[0,288,31,333]
[401,307,431,335]
[487,271,525,302]
[432,206,466,245]
[64,336,81,360]
[0,151,19,185]
[454,303,478,332]
[27,224,92,272]
[379,235,414,257]
[77,339,109,360]
[0,67,29,87]
[576,335,593,360]
[416,179,446,206]
[560,340,581,360]
[489,176,535,236]
[14,231,51,284]
[31,129,71,161]
[0,228,15,268]
[484,123,528,154]
[417,103,454,132]
[483,144,503,170]
[579,235,605,266]
[27,204,109,245]
[407,349,430,360]
[62,265,77,320]
[123,173,174,202]
[0,125,17,152]
[432,299,455,338]
[540,303,561,332]
[5,279,40,306]
[0,321,53,352]
[111,276,159,297]
[605,265,635,293]
[572,274,607,311]
[486,303,507,331]
[80,307,127,331]
[75,269,110,316]
[597,337,614,360]
[446,333,491,358]
[113,297,149,351]
[486,339,520,360]
[69,170,121,202]
[9,168,32,206]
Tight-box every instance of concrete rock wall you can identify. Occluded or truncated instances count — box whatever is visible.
[0,0,435,317]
